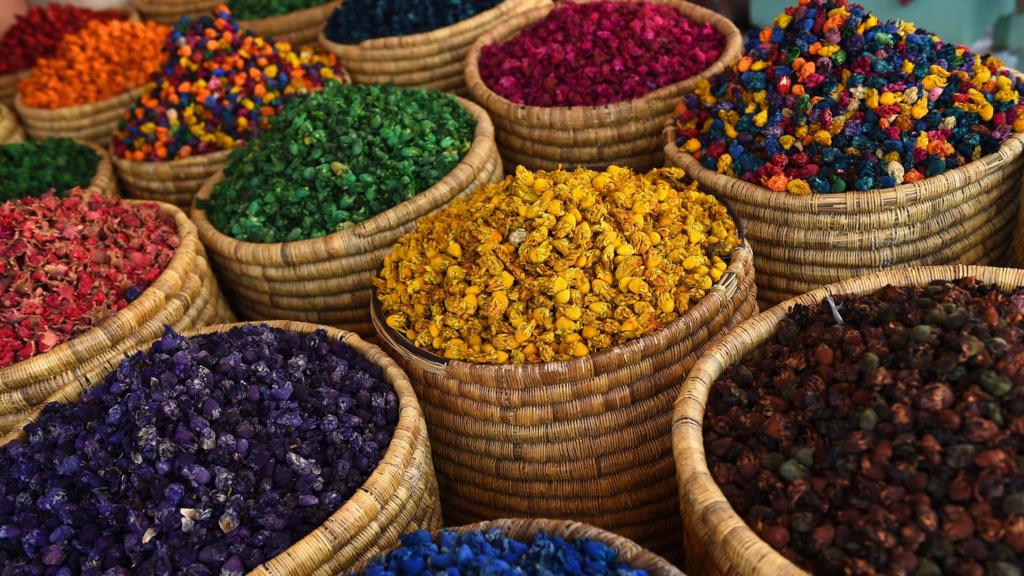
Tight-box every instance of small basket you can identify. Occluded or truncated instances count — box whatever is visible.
[665,113,1024,308]
[190,96,501,336]
[131,0,219,24]
[318,0,548,95]
[0,320,442,574]
[241,0,339,46]
[346,519,685,575]
[672,264,1024,576]
[14,84,152,146]
[0,102,24,144]
[0,201,234,434]
[371,242,757,563]
[464,0,741,171]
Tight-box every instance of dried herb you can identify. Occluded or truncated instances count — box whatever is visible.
[0,192,178,367]
[376,165,739,364]
[324,0,502,44]
[227,0,328,20]
[0,138,100,202]
[359,528,646,575]
[204,82,475,243]
[705,278,1024,574]
[0,325,399,573]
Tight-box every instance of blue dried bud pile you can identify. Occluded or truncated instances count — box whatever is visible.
[0,324,398,574]
[324,0,502,44]
[359,528,648,575]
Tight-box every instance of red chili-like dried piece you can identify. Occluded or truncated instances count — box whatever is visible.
[0,191,178,367]
[0,5,125,75]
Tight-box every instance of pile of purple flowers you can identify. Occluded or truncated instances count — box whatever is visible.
[0,324,398,575]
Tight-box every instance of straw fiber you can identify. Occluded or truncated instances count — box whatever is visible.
[673,264,1024,576]
[0,103,24,144]
[664,121,1024,309]
[191,97,500,336]
[112,148,231,207]
[318,0,548,93]
[464,0,741,172]
[241,1,339,46]
[14,84,151,145]
[131,0,219,24]
[0,201,233,434]
[371,242,756,563]
[0,72,28,107]
[346,519,685,575]
[0,320,442,574]
[78,140,119,197]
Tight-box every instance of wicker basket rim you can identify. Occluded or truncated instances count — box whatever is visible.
[672,264,1024,576]
[189,95,494,254]
[463,0,742,118]
[14,83,153,118]
[236,0,338,28]
[110,146,234,170]
[344,518,686,575]
[662,67,1024,214]
[373,241,753,379]
[0,201,197,386]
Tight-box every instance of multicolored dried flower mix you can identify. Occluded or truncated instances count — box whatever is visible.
[376,165,739,364]
[112,5,342,163]
[676,0,1024,194]
[479,1,724,107]
[0,324,398,573]
[0,193,178,367]
[706,278,1024,574]
[0,138,100,201]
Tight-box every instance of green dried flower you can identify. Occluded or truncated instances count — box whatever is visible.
[0,138,100,201]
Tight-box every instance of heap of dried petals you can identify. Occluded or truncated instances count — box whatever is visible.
[376,165,739,364]
[0,192,179,367]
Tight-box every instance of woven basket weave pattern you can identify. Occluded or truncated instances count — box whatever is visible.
[0,103,25,144]
[672,265,1024,576]
[131,0,219,24]
[14,84,151,146]
[241,1,339,46]
[372,243,756,563]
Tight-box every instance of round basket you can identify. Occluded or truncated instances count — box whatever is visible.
[0,71,29,108]
[672,264,1024,576]
[665,117,1024,309]
[190,96,501,336]
[346,519,685,575]
[318,0,549,95]
[0,320,442,574]
[463,0,741,172]
[112,148,232,207]
[14,84,152,146]
[0,102,24,144]
[370,241,757,563]
[131,0,219,24]
[0,200,234,434]
[240,0,339,46]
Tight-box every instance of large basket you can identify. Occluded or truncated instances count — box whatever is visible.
[371,242,757,563]
[0,201,234,434]
[0,71,29,108]
[665,121,1024,309]
[318,0,549,95]
[347,519,685,575]
[191,96,501,336]
[14,84,151,146]
[0,102,24,144]
[464,0,741,172]
[672,264,1024,576]
[112,148,232,207]
[0,320,442,574]
[241,0,339,46]
[131,0,219,24]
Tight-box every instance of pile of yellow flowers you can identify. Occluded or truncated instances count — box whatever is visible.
[375,165,740,364]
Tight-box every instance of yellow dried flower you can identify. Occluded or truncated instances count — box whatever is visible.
[374,165,740,364]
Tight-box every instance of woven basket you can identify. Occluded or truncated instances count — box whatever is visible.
[370,242,756,563]
[0,201,234,434]
[0,71,29,107]
[73,140,119,197]
[131,0,219,24]
[463,0,741,172]
[346,519,685,575]
[0,103,24,144]
[112,148,232,207]
[0,320,442,574]
[241,0,339,46]
[190,96,500,336]
[672,264,1024,576]
[319,0,548,95]
[14,84,151,146]
[665,121,1024,309]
